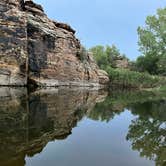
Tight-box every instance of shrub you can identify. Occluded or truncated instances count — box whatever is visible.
[105,66,166,89]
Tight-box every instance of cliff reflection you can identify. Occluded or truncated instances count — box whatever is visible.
[0,88,165,166]
[0,87,107,166]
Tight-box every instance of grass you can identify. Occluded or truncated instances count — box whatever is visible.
[105,66,166,89]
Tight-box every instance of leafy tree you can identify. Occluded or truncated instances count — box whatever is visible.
[89,45,108,69]
[89,45,127,70]
[136,7,166,75]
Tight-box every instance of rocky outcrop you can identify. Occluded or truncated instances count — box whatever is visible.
[0,0,109,87]
[113,56,129,69]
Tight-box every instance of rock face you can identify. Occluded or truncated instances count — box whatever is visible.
[0,0,28,85]
[0,0,109,87]
[114,56,129,69]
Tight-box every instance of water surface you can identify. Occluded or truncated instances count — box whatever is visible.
[0,87,165,166]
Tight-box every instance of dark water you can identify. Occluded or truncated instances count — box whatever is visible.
[0,87,165,166]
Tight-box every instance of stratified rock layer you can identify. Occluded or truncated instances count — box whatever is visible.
[0,0,28,85]
[0,0,109,87]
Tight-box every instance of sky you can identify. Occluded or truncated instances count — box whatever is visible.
[34,0,165,60]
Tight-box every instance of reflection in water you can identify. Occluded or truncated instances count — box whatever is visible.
[0,87,107,166]
[0,88,165,166]
[127,101,166,166]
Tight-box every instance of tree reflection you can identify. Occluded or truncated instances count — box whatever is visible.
[0,87,165,166]
[88,96,124,122]
[89,90,166,165]
[127,100,166,166]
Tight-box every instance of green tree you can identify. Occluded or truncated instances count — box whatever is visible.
[89,45,127,70]
[157,55,166,76]
[89,45,108,69]
[136,7,166,75]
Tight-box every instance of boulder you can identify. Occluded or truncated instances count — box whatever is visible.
[113,55,129,69]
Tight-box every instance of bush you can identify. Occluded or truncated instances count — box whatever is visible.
[105,66,166,89]
[77,46,88,62]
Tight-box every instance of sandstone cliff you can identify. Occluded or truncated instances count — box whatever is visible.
[0,0,109,87]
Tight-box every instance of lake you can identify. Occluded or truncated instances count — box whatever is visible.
[0,87,165,166]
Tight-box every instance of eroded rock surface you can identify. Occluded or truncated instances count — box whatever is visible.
[0,0,28,85]
[0,0,109,87]
[113,56,129,69]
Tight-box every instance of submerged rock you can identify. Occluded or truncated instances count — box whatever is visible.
[0,0,109,88]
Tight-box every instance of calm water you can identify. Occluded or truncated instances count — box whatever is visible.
[0,87,165,166]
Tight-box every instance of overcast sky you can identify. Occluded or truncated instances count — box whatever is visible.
[34,0,165,60]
